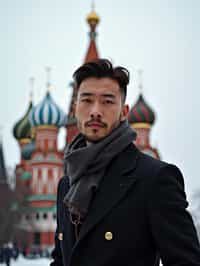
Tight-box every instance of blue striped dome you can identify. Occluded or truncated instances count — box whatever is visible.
[29,92,67,127]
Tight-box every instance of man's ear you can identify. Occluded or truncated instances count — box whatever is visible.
[120,104,129,121]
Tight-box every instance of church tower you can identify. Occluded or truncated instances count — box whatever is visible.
[13,71,67,251]
[13,84,35,216]
[24,69,67,249]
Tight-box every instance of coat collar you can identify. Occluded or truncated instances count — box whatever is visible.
[72,144,140,249]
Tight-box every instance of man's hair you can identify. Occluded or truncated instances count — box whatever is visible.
[73,58,130,103]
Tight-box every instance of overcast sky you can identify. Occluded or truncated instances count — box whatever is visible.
[0,0,200,201]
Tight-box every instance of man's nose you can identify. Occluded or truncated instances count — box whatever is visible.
[90,102,102,119]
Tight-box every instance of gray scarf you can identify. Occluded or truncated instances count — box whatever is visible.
[63,120,136,220]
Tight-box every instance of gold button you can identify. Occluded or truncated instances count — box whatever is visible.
[58,233,63,241]
[105,231,113,240]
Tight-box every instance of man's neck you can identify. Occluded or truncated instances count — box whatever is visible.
[86,141,95,147]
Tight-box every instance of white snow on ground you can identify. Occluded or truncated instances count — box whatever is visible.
[9,255,163,266]
[9,255,50,266]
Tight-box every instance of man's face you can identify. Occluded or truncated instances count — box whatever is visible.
[75,77,129,142]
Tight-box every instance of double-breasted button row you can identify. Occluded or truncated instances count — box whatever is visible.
[58,231,113,241]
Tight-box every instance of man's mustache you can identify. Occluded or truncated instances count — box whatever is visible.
[85,119,107,128]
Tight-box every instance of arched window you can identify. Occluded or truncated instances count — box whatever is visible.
[36,213,40,220]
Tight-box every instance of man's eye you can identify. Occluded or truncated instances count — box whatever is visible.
[81,98,92,103]
[104,100,114,104]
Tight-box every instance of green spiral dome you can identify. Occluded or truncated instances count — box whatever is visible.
[13,101,33,141]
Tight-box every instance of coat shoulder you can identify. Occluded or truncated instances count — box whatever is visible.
[136,149,178,181]
[135,149,185,191]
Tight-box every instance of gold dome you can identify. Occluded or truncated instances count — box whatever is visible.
[86,10,100,26]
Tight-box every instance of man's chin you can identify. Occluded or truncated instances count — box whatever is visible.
[84,134,106,143]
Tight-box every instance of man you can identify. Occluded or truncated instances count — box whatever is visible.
[51,59,200,266]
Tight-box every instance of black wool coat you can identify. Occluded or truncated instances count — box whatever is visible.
[50,144,200,266]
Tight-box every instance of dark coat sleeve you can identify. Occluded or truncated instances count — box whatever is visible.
[148,164,200,266]
[50,177,67,266]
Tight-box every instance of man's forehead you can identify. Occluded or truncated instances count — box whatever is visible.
[78,77,120,95]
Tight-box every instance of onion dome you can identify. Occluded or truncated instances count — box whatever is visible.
[128,93,155,126]
[29,91,67,128]
[87,10,100,28]
[21,141,35,160]
[13,101,33,141]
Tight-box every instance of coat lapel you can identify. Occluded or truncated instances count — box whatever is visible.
[76,144,140,244]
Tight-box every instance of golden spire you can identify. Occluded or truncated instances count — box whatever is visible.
[84,1,100,63]
[86,1,100,31]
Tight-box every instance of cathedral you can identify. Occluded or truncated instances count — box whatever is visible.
[11,6,160,253]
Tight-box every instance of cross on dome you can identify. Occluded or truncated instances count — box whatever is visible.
[45,66,52,90]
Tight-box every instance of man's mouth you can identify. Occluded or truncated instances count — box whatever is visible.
[88,123,104,128]
[86,121,106,128]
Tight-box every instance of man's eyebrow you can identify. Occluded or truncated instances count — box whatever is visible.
[79,92,93,97]
[102,93,116,98]
[79,92,116,98]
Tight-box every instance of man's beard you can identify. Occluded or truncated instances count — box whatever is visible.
[78,119,122,143]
